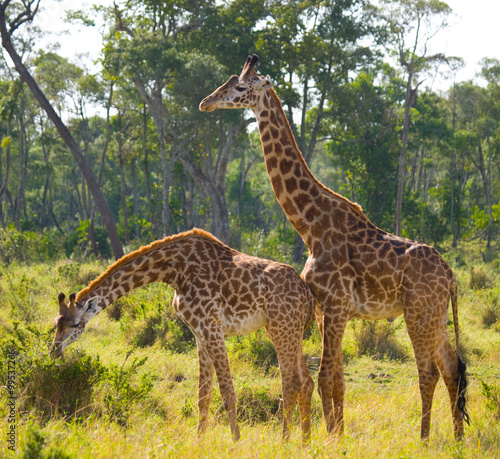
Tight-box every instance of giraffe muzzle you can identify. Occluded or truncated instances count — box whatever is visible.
[199,97,215,112]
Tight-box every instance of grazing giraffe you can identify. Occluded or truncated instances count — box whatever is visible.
[52,229,315,442]
[199,55,468,440]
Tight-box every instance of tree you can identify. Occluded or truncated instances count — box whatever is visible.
[379,0,453,236]
[0,0,124,259]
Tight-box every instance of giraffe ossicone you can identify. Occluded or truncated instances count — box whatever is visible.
[53,229,315,443]
[200,54,468,441]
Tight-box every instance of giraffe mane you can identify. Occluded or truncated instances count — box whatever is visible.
[76,228,224,302]
[267,88,366,219]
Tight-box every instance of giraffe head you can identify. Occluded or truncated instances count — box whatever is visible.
[199,54,273,112]
[51,292,102,357]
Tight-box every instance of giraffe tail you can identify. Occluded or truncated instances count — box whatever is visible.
[456,353,470,425]
[451,276,469,425]
[450,276,461,353]
[303,298,317,333]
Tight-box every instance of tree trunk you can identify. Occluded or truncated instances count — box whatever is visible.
[476,137,493,248]
[0,119,11,224]
[117,111,130,244]
[14,95,27,229]
[395,73,414,236]
[141,104,155,235]
[0,19,124,259]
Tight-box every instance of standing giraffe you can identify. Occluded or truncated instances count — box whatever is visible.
[199,55,468,440]
[52,229,315,442]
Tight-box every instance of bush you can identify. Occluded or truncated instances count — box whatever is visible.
[482,289,500,329]
[354,320,408,361]
[228,329,278,372]
[118,296,195,353]
[236,383,282,424]
[0,227,63,265]
[101,353,155,425]
[160,317,195,353]
[57,263,81,286]
[469,266,493,290]
[0,323,106,420]
[19,422,70,459]
[481,379,500,420]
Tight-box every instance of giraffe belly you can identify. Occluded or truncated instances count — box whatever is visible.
[222,309,267,336]
[351,299,404,320]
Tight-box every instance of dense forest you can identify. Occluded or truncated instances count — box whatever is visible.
[0,0,498,266]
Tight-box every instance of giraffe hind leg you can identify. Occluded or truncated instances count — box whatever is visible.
[436,337,468,439]
[317,310,348,436]
[266,323,313,442]
[196,343,214,436]
[405,312,441,440]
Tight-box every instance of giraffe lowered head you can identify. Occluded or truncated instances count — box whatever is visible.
[199,54,273,112]
[51,292,102,358]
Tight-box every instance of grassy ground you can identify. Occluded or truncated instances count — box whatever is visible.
[0,241,499,458]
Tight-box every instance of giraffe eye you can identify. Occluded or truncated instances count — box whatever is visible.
[70,323,80,328]
[235,86,246,92]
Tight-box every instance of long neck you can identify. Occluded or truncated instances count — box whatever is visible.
[77,244,180,312]
[253,89,329,246]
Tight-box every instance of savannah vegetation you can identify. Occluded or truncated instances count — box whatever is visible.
[0,0,499,457]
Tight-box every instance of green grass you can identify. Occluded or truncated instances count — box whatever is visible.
[1,240,500,457]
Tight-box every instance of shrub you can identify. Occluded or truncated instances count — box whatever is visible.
[236,383,282,424]
[0,227,63,265]
[481,379,500,420]
[101,353,155,425]
[57,263,81,286]
[122,299,194,353]
[228,329,278,371]
[469,266,493,290]
[160,317,195,353]
[0,323,106,420]
[354,320,408,361]
[482,289,500,329]
[19,422,70,459]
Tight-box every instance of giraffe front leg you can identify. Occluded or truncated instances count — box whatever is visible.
[196,342,214,436]
[297,351,314,444]
[317,310,348,436]
[204,331,240,442]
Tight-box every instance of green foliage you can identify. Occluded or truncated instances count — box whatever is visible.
[353,320,408,361]
[236,382,281,425]
[161,317,195,353]
[228,329,278,372]
[101,353,154,425]
[481,379,500,420]
[56,263,81,286]
[241,225,297,266]
[64,221,112,260]
[0,227,63,265]
[0,323,106,420]
[19,422,70,459]
[469,266,494,290]
[3,271,41,322]
[481,289,500,330]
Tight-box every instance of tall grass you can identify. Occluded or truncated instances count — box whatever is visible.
[1,240,500,457]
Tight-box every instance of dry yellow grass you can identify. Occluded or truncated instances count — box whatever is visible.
[1,252,499,458]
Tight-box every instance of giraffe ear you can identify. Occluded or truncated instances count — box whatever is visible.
[68,292,77,315]
[255,76,273,90]
[58,292,67,315]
